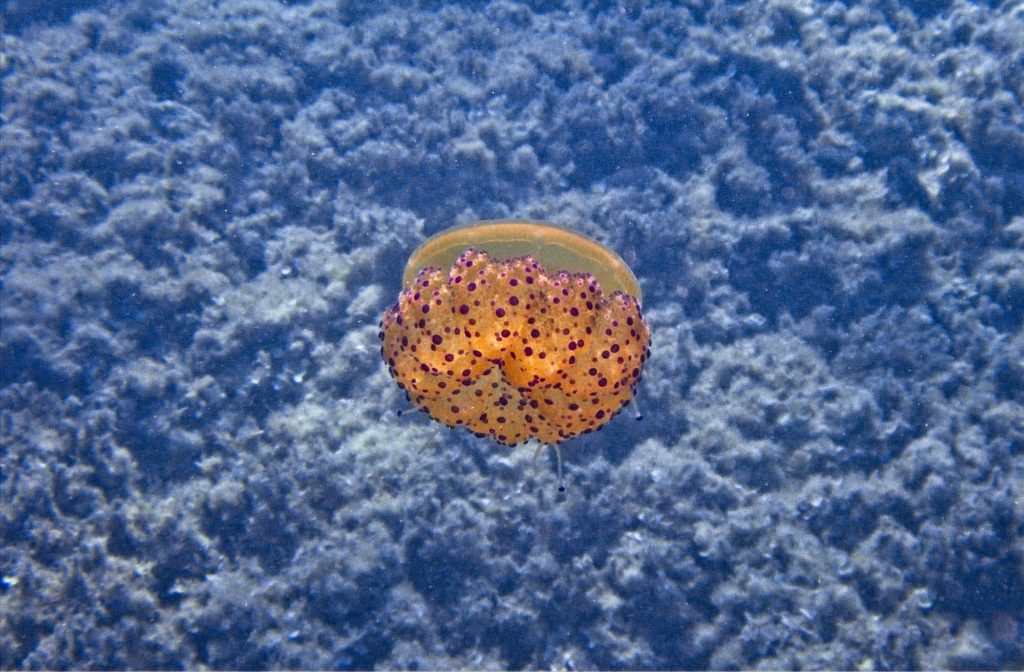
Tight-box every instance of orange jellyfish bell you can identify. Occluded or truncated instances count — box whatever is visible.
[378,219,650,452]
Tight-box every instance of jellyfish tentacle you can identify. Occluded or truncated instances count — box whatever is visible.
[532,442,565,491]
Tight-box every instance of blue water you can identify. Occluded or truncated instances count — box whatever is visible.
[1,0,1022,669]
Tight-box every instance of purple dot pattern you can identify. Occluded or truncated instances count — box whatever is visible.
[380,249,650,446]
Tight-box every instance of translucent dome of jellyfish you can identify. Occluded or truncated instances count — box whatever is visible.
[378,220,650,458]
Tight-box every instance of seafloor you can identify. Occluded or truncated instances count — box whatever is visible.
[1,0,1022,669]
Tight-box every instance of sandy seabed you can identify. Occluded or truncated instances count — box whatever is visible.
[1,0,1022,668]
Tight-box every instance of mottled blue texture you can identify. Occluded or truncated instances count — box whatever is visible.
[2,0,1022,669]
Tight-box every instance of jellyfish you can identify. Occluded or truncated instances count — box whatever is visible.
[378,220,650,481]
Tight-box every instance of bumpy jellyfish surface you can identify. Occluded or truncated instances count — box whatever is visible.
[379,249,650,446]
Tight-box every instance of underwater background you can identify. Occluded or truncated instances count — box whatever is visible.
[2,0,1022,669]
